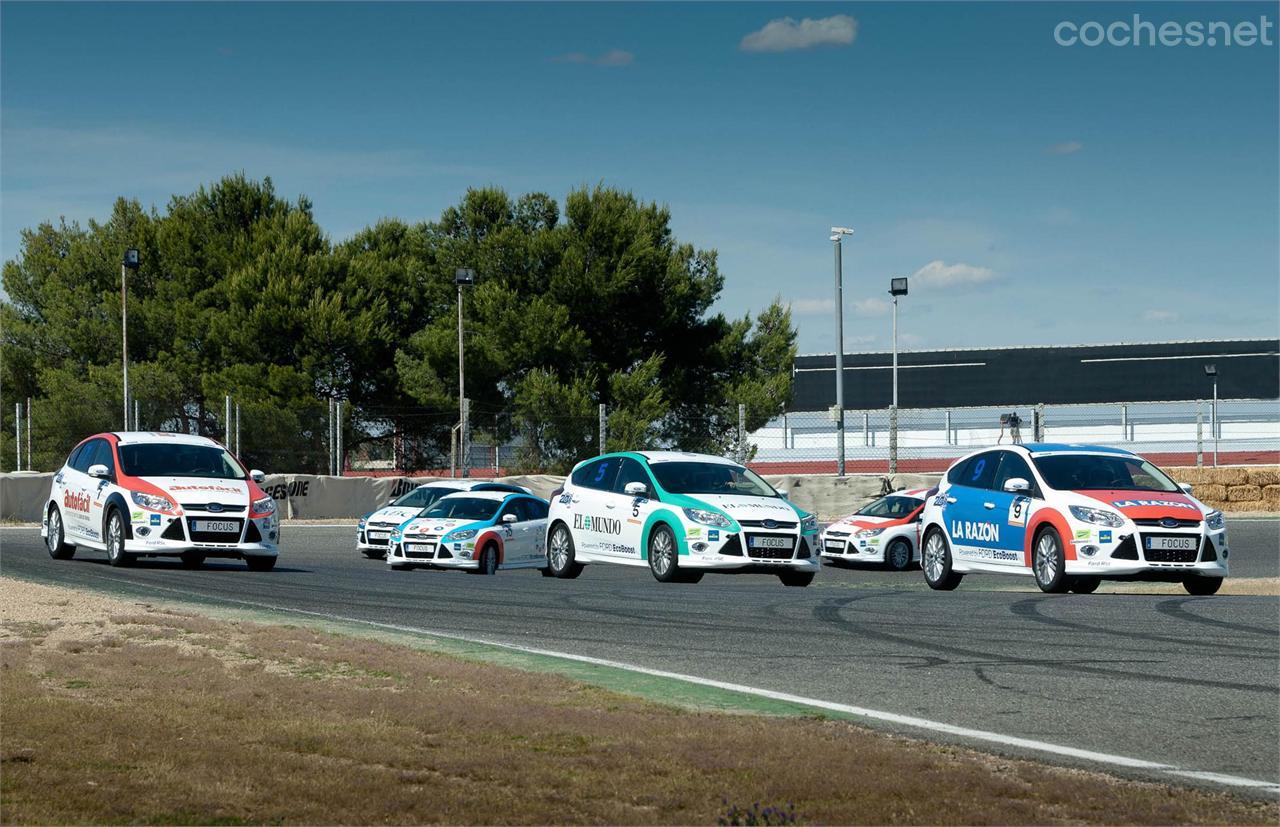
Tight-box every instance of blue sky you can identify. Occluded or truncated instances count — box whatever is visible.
[3,2,1277,354]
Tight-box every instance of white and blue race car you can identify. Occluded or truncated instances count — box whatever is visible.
[919,443,1228,595]
[385,490,550,574]
[356,480,529,558]
[545,451,821,586]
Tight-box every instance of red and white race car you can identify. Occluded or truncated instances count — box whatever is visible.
[819,489,930,571]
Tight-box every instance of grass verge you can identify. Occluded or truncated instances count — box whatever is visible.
[1,577,1276,826]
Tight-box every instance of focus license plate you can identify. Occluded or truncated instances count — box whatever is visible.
[750,536,791,549]
[194,520,237,533]
[1145,536,1197,551]
[368,531,389,540]
[405,543,434,554]
[824,541,844,550]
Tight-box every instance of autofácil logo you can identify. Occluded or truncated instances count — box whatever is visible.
[1054,14,1275,47]
[63,490,91,514]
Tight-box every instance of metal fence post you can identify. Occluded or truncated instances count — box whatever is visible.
[599,403,607,455]
[1195,401,1204,467]
[461,397,471,477]
[26,398,32,469]
[235,403,242,458]
[225,395,232,445]
[863,412,869,447]
[335,401,342,476]
[737,403,746,463]
[327,398,335,475]
[944,410,952,445]
[888,405,898,476]
[1120,404,1128,441]
[13,402,21,471]
[1034,403,1045,442]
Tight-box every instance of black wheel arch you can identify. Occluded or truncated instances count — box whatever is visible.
[102,493,134,540]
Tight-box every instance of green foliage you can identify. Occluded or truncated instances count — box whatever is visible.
[1,175,796,472]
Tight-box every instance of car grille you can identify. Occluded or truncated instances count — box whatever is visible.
[245,521,262,543]
[403,535,441,559]
[181,503,247,513]
[737,519,798,529]
[1111,536,1138,560]
[720,535,743,556]
[186,518,244,544]
[1134,518,1200,528]
[1202,538,1217,562]
[796,537,811,560]
[745,533,796,560]
[825,530,851,538]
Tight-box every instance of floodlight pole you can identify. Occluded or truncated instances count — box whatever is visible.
[455,269,476,477]
[831,228,853,476]
[1212,375,1219,468]
[121,249,139,430]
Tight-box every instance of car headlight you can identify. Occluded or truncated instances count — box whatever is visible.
[447,529,478,541]
[801,515,818,533]
[856,527,885,538]
[390,529,402,541]
[251,496,276,516]
[358,516,367,529]
[130,491,174,512]
[683,508,731,527]
[1205,510,1225,531]
[1069,505,1125,527]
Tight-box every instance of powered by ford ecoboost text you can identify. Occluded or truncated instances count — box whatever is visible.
[919,444,1228,594]
[545,452,821,586]
[820,489,930,571]
[385,491,550,574]
[356,480,530,558]
[41,432,279,570]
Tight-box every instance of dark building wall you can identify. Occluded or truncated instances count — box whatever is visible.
[791,339,1280,411]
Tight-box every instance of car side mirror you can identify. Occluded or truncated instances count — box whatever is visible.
[624,481,648,497]
[502,513,518,524]
[777,489,789,500]
[250,469,265,483]
[1003,477,1031,494]
[1179,482,1193,495]
[87,464,110,479]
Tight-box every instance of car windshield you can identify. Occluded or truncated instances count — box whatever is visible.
[394,486,458,509]
[419,497,501,521]
[1033,454,1180,492]
[118,443,246,480]
[648,461,778,498]
[856,495,923,518]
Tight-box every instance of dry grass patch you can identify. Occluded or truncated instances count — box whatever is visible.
[1,577,1276,826]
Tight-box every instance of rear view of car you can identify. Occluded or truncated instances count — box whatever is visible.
[820,489,928,571]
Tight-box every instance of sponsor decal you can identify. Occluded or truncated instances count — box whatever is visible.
[1074,528,1092,541]
[261,480,309,500]
[626,518,642,525]
[63,490,91,514]
[150,514,161,527]
[130,510,144,521]
[168,484,241,494]
[687,527,702,538]
[1099,530,1112,543]
[950,520,1000,543]
[1111,499,1197,511]
[956,546,1020,562]
[389,479,420,498]
[933,494,949,507]
[868,538,880,545]
[1009,497,1030,527]
[574,513,621,535]
[600,542,636,555]
[708,529,720,542]
[557,493,573,505]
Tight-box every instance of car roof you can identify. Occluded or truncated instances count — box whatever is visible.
[412,479,523,492]
[1021,443,1137,457]
[633,451,740,466]
[109,431,223,448]
[886,488,930,499]
[433,490,527,503]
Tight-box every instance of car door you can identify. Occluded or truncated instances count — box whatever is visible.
[495,498,527,565]
[568,457,622,558]
[60,439,101,541]
[611,457,658,558]
[985,451,1036,566]
[522,498,550,563]
[947,451,1002,563]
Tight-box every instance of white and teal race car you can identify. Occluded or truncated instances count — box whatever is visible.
[545,451,820,586]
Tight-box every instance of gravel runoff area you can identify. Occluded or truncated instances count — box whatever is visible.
[3,575,1278,826]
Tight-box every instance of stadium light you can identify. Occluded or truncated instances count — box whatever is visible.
[121,249,140,430]
[1204,364,1218,467]
[830,227,854,476]
[888,277,908,408]
[455,268,477,476]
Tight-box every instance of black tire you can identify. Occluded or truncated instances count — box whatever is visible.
[473,543,499,576]
[361,549,386,559]
[1184,576,1223,596]
[45,506,75,560]
[539,566,555,577]
[104,509,133,567]
[180,552,206,569]
[547,523,584,579]
[1032,527,1069,593]
[921,528,963,590]
[245,555,276,572]
[389,562,411,571]
[778,570,815,587]
[885,538,913,572]
[677,570,705,584]
[647,524,680,583]
[1069,576,1101,594]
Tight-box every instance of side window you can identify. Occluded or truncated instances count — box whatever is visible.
[947,457,973,485]
[499,500,524,522]
[66,443,88,471]
[571,460,603,488]
[71,440,102,473]
[613,458,652,495]
[95,440,117,475]
[963,451,1000,490]
[993,453,1036,495]
[524,498,549,520]
[574,458,619,491]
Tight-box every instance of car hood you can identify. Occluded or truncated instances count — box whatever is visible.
[145,477,250,505]
[683,494,802,521]
[831,514,897,531]
[401,517,488,536]
[1074,490,1205,521]
[366,506,423,525]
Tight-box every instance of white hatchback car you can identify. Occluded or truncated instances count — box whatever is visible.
[356,480,530,558]
[545,451,820,586]
[820,488,930,571]
[42,431,278,570]
[385,490,550,574]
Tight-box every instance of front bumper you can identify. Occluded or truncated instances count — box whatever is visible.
[818,530,886,562]
[386,535,479,569]
[124,510,279,557]
[1064,524,1229,578]
[356,523,399,553]
[682,528,820,571]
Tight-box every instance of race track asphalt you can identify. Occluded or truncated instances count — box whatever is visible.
[3,519,1278,793]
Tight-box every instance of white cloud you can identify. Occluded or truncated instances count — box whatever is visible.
[789,297,834,315]
[740,15,857,53]
[911,260,998,289]
[1141,309,1180,322]
[1049,141,1083,155]
[851,297,891,316]
[551,49,634,66]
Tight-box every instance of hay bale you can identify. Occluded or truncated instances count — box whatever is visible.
[1169,467,1204,484]
[1212,468,1251,486]
[1247,468,1280,486]
[1227,484,1262,502]
[1262,485,1280,510]
[1226,499,1268,513]
[1195,483,1227,503]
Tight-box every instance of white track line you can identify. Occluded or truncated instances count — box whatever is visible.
[78,574,1280,797]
